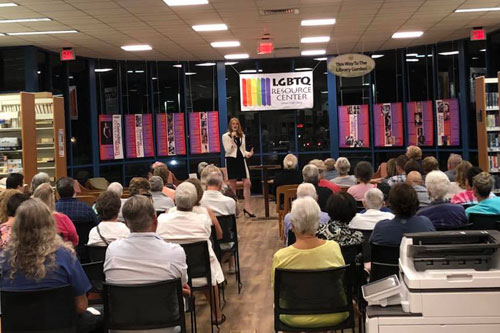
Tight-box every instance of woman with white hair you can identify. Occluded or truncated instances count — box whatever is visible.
[416,170,467,229]
[272,154,303,197]
[349,188,394,230]
[331,157,357,187]
[271,196,348,328]
[30,172,50,193]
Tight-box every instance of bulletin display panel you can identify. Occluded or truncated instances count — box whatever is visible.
[338,104,370,148]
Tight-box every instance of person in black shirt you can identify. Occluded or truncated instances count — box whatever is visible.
[272,154,303,197]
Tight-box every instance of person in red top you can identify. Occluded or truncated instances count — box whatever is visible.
[33,183,79,247]
[308,159,341,193]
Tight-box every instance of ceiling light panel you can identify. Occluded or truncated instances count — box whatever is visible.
[224,53,249,59]
[192,24,227,32]
[300,36,330,43]
[0,18,51,23]
[7,30,78,36]
[163,0,208,6]
[195,62,216,66]
[371,54,384,59]
[211,41,240,48]
[455,7,500,13]
[392,31,423,39]
[0,3,17,7]
[438,51,459,56]
[121,44,152,51]
[301,18,336,26]
[301,50,326,56]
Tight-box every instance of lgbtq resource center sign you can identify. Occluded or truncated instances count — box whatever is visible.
[240,71,314,111]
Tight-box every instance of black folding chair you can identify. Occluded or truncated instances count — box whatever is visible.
[75,221,96,263]
[287,229,296,246]
[215,214,242,293]
[82,261,105,305]
[103,279,187,332]
[352,229,373,262]
[341,243,366,331]
[1,284,77,332]
[274,266,354,332]
[370,243,400,282]
[468,213,500,230]
[356,201,365,213]
[86,245,107,262]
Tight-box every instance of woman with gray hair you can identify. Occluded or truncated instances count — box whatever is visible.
[30,172,50,193]
[416,170,467,229]
[272,153,303,197]
[332,157,357,187]
[271,196,348,328]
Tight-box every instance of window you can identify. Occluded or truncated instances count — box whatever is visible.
[185,61,217,112]
[373,50,402,103]
[0,48,24,92]
[96,59,119,114]
[406,45,434,101]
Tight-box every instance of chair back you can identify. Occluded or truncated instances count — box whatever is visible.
[370,243,400,281]
[276,184,298,213]
[75,221,96,263]
[76,195,97,206]
[216,214,238,244]
[469,213,500,230]
[283,187,298,215]
[86,245,107,262]
[435,223,473,231]
[103,279,186,332]
[462,203,476,210]
[180,241,212,288]
[355,201,365,213]
[82,261,105,293]
[1,284,76,332]
[341,244,365,303]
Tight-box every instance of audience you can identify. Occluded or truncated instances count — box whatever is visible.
[445,153,463,182]
[149,176,175,212]
[0,189,20,223]
[349,188,394,230]
[0,193,30,249]
[33,183,79,247]
[324,158,338,180]
[406,171,431,207]
[107,182,124,197]
[309,159,341,194]
[272,154,303,197]
[448,160,472,197]
[316,192,364,246]
[200,164,238,204]
[271,196,348,328]
[416,171,467,228]
[387,155,408,186]
[6,172,24,191]
[385,158,397,179]
[88,191,130,246]
[331,157,357,186]
[347,161,375,201]
[465,172,500,217]
[451,167,491,204]
[406,145,422,162]
[153,165,176,200]
[55,177,98,227]
[370,183,435,245]
[404,159,423,175]
[197,161,209,179]
[422,156,439,176]
[30,172,50,193]
[200,170,236,216]
[302,164,333,211]
[128,177,151,196]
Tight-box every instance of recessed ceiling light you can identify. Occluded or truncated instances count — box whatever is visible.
[0,18,51,23]
[224,53,249,59]
[0,3,18,7]
[185,72,197,76]
[195,62,216,66]
[240,69,263,73]
[438,51,459,56]
[127,70,133,73]
[37,71,41,74]
[152,77,158,80]
[163,0,208,6]
[480,49,486,52]
[472,57,479,60]
[427,54,433,57]
[455,7,500,13]
[7,30,78,36]
[135,70,145,73]
[392,31,423,39]
[321,91,328,94]
[371,54,384,59]
[121,44,152,51]
[314,57,327,61]
[300,36,330,43]
[172,64,182,68]
[295,67,313,71]
[211,41,240,48]
[225,62,238,65]
[416,54,426,58]
[192,24,227,32]
[301,50,326,56]
[406,53,418,57]
[301,18,336,26]
[406,58,419,62]
[95,68,113,73]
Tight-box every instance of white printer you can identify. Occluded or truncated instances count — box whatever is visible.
[366,230,500,333]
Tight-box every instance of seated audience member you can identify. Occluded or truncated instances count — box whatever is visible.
[422,156,439,176]
[30,172,50,193]
[309,159,341,193]
[55,177,98,227]
[0,189,20,223]
[370,183,435,246]
[387,155,408,186]
[107,182,124,198]
[316,192,364,246]
[406,171,431,207]
[272,154,303,197]
[0,193,30,249]
[129,177,151,196]
[385,158,397,179]
[197,161,209,179]
[347,161,375,201]
[324,158,338,180]
[149,176,175,212]
[445,153,462,182]
[349,188,394,230]
[283,183,330,245]
[6,173,24,191]
[406,145,423,162]
[404,159,423,175]
[271,197,348,328]
[331,157,357,187]
[465,172,500,217]
[88,191,130,246]
[33,184,79,247]
[1,199,95,329]
[200,171,236,216]
[451,167,494,204]
[157,182,225,324]
[201,164,239,206]
[417,171,467,228]
[302,164,333,211]
[153,165,175,200]
[448,160,472,198]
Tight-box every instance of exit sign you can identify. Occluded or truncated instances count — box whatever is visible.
[471,29,486,41]
[60,48,75,61]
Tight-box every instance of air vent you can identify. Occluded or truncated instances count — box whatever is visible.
[260,8,299,16]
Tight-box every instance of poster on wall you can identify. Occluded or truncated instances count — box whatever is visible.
[125,114,154,158]
[156,113,186,156]
[240,71,313,111]
[436,99,460,146]
[373,102,403,147]
[99,114,123,160]
[406,101,434,146]
[338,104,370,148]
[189,111,220,154]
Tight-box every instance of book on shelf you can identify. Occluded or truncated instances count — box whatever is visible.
[486,92,499,110]
[490,155,499,171]
[487,114,500,127]
[7,159,22,173]
[488,133,500,148]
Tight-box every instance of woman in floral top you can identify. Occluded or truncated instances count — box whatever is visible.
[316,192,364,246]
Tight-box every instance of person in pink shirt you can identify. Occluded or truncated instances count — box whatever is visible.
[0,193,30,249]
[308,159,341,193]
[348,161,375,201]
[33,183,79,247]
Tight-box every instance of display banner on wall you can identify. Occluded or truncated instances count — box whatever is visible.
[436,99,460,146]
[240,71,313,111]
[156,113,186,156]
[125,114,154,158]
[189,111,220,154]
[406,101,434,146]
[338,105,370,148]
[373,102,404,147]
[99,114,123,160]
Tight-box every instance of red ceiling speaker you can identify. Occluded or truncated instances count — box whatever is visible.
[258,34,274,55]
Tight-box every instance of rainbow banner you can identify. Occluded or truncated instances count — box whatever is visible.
[240,71,313,111]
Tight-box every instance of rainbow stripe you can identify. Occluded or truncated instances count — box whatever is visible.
[242,78,271,107]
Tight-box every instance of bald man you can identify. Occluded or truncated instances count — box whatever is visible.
[406,171,430,207]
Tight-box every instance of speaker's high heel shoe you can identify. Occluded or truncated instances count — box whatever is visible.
[243,209,256,218]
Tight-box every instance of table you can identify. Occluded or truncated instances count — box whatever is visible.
[249,164,281,219]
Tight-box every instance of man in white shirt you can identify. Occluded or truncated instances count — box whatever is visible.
[349,188,394,230]
[149,176,175,212]
[200,171,236,216]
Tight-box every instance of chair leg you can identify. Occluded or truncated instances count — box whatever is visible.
[190,296,197,333]
[235,249,242,294]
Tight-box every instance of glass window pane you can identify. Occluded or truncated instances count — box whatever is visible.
[0,48,24,92]
[185,62,217,112]
[437,41,460,99]
[122,61,149,114]
[100,165,123,184]
[406,45,434,101]
[373,49,402,103]
[96,59,119,114]
[467,39,487,150]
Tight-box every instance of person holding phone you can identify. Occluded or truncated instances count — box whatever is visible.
[222,118,255,217]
